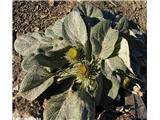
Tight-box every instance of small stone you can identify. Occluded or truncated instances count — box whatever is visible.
[13,85,19,91]
[48,0,54,7]
[34,27,39,32]
[40,14,47,19]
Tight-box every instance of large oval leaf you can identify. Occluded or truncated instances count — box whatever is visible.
[45,26,60,40]
[73,3,103,27]
[73,3,103,20]
[99,28,119,59]
[21,53,39,72]
[21,48,69,72]
[118,37,133,73]
[51,39,69,52]
[19,67,54,101]
[101,59,121,99]
[90,20,111,57]
[52,17,65,37]
[62,11,88,46]
[101,56,137,99]
[35,53,68,69]
[14,32,40,56]
[103,56,129,72]
[43,91,95,120]
[31,32,54,44]
[29,32,69,50]
[45,17,66,39]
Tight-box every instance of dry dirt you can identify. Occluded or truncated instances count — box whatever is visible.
[12,1,147,119]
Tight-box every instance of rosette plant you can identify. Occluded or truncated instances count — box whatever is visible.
[14,3,146,120]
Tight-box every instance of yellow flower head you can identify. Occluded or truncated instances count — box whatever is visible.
[66,47,78,60]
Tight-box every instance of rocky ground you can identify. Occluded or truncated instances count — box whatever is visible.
[12,1,147,119]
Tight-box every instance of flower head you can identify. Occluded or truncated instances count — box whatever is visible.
[74,63,89,77]
[66,47,79,60]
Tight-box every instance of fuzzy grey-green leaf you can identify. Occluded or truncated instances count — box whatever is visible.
[45,26,60,40]
[105,56,128,72]
[118,37,133,73]
[99,28,119,59]
[43,92,66,120]
[35,53,68,69]
[101,59,120,99]
[43,91,95,120]
[104,56,137,81]
[73,2,103,20]
[21,53,39,71]
[90,20,111,56]
[52,17,65,37]
[62,11,88,46]
[19,67,54,101]
[22,48,69,72]
[101,56,137,99]
[32,31,58,45]
[14,32,40,56]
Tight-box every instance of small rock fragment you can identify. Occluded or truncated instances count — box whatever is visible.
[48,0,54,7]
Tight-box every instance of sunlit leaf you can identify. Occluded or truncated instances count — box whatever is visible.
[19,67,54,101]
[62,11,88,46]
[52,17,65,37]
[101,59,121,99]
[73,3,103,27]
[14,32,40,56]
[99,28,119,59]
[118,37,133,72]
[43,91,95,120]
[73,2,103,19]
[90,20,111,57]
[21,48,69,72]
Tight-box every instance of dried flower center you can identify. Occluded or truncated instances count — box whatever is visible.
[66,47,78,60]
[74,63,88,77]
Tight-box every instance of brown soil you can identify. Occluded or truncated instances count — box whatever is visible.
[12,1,147,119]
